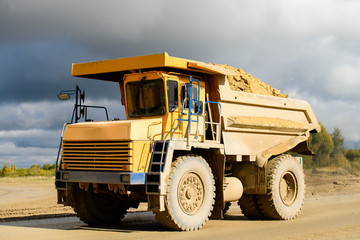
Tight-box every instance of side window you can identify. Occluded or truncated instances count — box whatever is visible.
[167,80,178,112]
[181,83,198,109]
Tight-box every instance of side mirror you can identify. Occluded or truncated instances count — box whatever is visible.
[57,93,71,100]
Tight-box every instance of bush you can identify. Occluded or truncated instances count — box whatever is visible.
[332,153,350,169]
[15,168,29,177]
[2,164,12,177]
[350,161,360,175]
[345,149,360,162]
[11,163,17,172]
[50,163,56,169]
[0,163,56,178]
[41,164,52,170]
[302,155,313,169]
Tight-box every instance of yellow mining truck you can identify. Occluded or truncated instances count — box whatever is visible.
[55,53,320,231]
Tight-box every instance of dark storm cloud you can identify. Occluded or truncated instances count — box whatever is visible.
[0,40,125,103]
[3,0,359,104]
[0,0,155,103]
[0,41,73,102]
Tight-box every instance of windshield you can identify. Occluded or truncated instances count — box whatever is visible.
[126,79,166,117]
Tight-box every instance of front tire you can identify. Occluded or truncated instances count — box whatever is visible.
[155,155,215,231]
[258,155,305,220]
[72,184,130,226]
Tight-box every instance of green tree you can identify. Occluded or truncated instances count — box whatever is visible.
[309,122,334,167]
[331,127,344,157]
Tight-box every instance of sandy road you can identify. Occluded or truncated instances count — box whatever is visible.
[1,193,360,240]
[0,180,74,220]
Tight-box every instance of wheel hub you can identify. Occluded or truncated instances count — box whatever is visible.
[178,172,204,215]
[280,171,298,206]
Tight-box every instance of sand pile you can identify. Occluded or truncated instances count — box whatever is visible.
[216,64,288,98]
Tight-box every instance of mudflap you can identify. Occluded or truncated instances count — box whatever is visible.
[208,150,225,220]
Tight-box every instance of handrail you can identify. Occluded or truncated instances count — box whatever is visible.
[71,104,109,123]
[187,76,201,147]
[164,97,188,140]
[164,76,202,142]
[204,101,222,142]
[164,80,222,143]
[83,105,109,121]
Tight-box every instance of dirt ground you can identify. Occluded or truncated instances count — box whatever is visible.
[0,171,359,222]
[0,177,74,221]
[304,170,360,198]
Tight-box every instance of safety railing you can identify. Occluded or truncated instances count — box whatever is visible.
[204,101,221,142]
[164,76,201,144]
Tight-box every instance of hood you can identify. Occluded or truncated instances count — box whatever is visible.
[62,118,163,141]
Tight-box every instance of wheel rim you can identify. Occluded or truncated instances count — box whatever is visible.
[279,171,298,206]
[178,172,205,215]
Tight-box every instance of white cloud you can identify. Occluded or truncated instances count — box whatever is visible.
[0,99,126,167]
[0,101,72,130]
[0,141,57,168]
[0,99,125,130]
[285,90,360,142]
[313,100,360,142]
[327,61,360,98]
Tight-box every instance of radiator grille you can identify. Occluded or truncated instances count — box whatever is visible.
[61,141,132,171]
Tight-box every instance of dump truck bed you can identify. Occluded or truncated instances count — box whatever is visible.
[215,75,320,166]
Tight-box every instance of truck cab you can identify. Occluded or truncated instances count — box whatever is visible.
[124,71,206,141]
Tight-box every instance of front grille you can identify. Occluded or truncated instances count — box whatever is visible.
[61,141,132,171]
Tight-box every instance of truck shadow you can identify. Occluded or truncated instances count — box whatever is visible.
[0,211,251,233]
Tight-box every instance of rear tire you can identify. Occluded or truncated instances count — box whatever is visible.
[238,194,264,219]
[258,155,305,220]
[155,155,215,231]
[223,202,231,215]
[73,184,130,226]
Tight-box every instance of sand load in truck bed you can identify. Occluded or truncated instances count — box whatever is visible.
[216,64,288,98]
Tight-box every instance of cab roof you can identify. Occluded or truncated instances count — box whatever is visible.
[72,52,237,82]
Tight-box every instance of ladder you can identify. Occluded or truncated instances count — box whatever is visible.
[146,140,169,194]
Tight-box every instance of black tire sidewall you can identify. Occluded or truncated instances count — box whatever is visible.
[74,185,128,225]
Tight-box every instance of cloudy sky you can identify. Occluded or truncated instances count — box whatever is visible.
[1,0,360,168]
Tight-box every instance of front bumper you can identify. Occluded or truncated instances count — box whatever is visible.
[55,170,146,188]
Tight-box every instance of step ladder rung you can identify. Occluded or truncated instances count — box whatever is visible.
[148,141,169,173]
[150,162,165,165]
[153,151,165,154]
